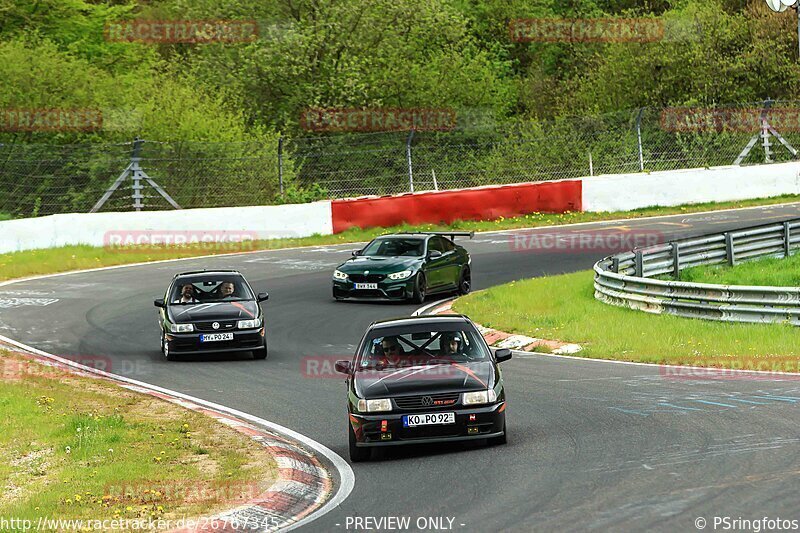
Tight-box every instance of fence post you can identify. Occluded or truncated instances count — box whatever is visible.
[785,221,792,257]
[131,138,144,211]
[278,136,284,195]
[672,242,680,278]
[725,232,735,266]
[636,107,645,172]
[634,250,643,277]
[406,129,415,193]
[588,151,593,176]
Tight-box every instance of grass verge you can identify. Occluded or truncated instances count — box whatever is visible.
[0,351,276,524]
[453,270,800,372]
[2,194,800,282]
[677,252,800,287]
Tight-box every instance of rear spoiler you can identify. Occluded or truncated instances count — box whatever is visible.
[411,231,474,240]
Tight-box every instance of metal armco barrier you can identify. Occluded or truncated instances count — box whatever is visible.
[594,219,800,325]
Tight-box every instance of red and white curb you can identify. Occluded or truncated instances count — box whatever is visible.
[416,298,582,355]
[0,336,354,532]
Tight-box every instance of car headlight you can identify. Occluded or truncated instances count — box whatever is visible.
[237,318,263,329]
[169,323,194,333]
[462,389,498,406]
[333,269,349,281]
[357,398,392,413]
[388,270,413,280]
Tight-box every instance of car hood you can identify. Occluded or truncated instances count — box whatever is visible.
[337,256,423,275]
[354,361,495,398]
[167,301,259,322]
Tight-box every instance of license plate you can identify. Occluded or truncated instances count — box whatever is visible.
[354,283,378,290]
[200,333,234,342]
[403,412,455,427]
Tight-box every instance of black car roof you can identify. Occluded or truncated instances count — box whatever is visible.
[369,314,472,330]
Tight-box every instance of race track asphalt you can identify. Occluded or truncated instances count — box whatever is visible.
[3,203,800,531]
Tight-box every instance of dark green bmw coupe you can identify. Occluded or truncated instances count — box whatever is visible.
[332,232,473,303]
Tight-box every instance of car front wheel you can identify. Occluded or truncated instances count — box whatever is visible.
[411,272,426,304]
[458,267,471,295]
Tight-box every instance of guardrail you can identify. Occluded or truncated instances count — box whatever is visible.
[593,218,800,325]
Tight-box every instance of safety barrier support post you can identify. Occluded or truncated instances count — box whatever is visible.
[785,221,792,258]
[672,242,680,278]
[634,250,643,277]
[725,233,735,266]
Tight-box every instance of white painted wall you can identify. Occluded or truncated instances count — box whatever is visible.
[0,202,333,254]
[582,162,800,212]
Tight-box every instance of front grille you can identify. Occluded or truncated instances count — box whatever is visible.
[195,320,237,332]
[350,274,386,283]
[394,392,461,410]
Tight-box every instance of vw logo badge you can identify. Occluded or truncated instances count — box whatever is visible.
[212,322,220,330]
[421,396,434,407]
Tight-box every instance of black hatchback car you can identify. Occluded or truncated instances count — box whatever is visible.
[335,314,511,462]
[154,270,269,361]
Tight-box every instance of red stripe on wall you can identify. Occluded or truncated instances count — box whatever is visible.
[331,180,582,233]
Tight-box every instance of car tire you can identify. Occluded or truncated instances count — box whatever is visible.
[411,272,427,304]
[457,267,471,296]
[488,421,507,446]
[253,337,268,360]
[349,423,370,462]
[162,332,177,362]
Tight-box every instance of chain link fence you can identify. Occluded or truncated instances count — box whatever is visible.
[2,101,799,218]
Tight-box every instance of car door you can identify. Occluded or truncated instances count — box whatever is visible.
[424,236,448,289]
[439,237,461,288]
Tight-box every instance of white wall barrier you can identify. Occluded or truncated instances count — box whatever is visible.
[0,201,334,254]
[581,162,800,212]
[3,162,800,254]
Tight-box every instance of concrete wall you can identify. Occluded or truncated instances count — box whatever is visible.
[581,162,800,212]
[0,202,333,254]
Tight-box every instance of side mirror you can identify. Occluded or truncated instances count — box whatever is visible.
[495,348,512,363]
[352,250,362,257]
[428,250,443,259]
[257,292,269,302]
[153,298,165,308]
[335,360,352,374]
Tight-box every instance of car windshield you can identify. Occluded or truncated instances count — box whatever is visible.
[357,326,490,370]
[361,237,424,257]
[170,276,253,304]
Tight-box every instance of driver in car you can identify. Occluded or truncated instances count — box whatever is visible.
[439,331,464,357]
[378,336,405,367]
[218,281,236,299]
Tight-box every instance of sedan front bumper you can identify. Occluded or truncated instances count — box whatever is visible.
[165,327,264,354]
[332,278,416,300]
[349,402,506,447]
